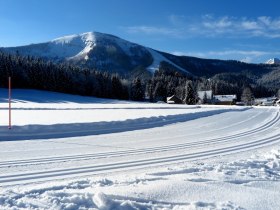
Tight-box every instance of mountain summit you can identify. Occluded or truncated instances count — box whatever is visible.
[2,32,189,76]
[2,32,280,80]
[266,58,280,65]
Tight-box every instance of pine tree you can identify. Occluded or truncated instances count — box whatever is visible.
[277,89,280,99]
[130,77,144,101]
[184,81,196,105]
[146,79,154,102]
[202,92,208,104]
[153,80,166,101]
[111,75,123,99]
[241,87,254,105]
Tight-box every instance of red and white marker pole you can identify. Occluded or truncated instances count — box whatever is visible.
[8,76,11,129]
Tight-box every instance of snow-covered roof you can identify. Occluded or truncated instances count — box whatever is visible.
[261,101,274,106]
[255,97,276,103]
[214,95,237,102]
[167,95,182,104]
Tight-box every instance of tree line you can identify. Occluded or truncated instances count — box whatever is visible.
[0,52,130,99]
[0,51,277,103]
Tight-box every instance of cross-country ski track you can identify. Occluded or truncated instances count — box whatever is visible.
[1,89,280,210]
[0,104,279,186]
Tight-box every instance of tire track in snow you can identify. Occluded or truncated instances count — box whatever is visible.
[0,109,278,168]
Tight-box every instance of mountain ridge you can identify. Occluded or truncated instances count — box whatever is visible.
[2,32,191,77]
[266,58,280,65]
[1,31,280,81]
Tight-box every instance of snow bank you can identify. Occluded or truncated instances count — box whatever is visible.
[0,179,242,210]
[1,149,279,209]
[152,148,280,183]
[0,108,239,141]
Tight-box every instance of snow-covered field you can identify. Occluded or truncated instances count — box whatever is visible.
[0,89,280,210]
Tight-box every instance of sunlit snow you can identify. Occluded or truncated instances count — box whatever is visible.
[0,89,280,210]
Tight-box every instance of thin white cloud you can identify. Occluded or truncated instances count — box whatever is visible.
[207,50,270,56]
[172,50,280,63]
[258,16,271,26]
[123,25,183,38]
[198,15,280,38]
[241,57,253,63]
[241,21,261,30]
[173,51,206,58]
[123,15,280,39]
[173,50,274,57]
[168,14,186,26]
[203,16,233,29]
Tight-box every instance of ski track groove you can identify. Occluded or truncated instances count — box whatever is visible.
[0,108,250,140]
[1,129,280,186]
[1,109,280,186]
[0,109,278,168]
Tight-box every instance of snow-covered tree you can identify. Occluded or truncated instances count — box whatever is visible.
[241,87,254,106]
[130,77,144,101]
[277,89,280,98]
[202,92,208,104]
[184,81,196,105]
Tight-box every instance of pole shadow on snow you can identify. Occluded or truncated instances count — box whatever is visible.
[0,108,250,141]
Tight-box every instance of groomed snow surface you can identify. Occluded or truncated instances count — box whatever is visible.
[0,89,280,210]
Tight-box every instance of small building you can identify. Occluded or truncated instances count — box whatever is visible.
[236,101,245,106]
[167,95,182,104]
[213,95,237,105]
[261,101,275,106]
[197,90,213,104]
[254,97,277,106]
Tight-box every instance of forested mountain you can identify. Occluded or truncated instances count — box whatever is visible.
[1,31,280,102]
[160,52,278,77]
[2,31,280,79]
[1,32,190,79]
[0,51,277,103]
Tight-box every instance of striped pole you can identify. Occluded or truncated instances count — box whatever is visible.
[8,77,11,129]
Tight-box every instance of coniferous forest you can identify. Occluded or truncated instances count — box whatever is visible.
[0,51,278,103]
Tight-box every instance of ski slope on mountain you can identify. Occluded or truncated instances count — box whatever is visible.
[146,48,190,74]
[0,89,280,209]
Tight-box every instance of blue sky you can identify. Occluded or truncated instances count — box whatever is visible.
[1,0,280,63]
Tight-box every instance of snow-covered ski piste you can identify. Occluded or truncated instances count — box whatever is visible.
[1,89,280,210]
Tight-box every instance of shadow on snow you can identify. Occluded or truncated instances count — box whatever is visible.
[0,108,249,141]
